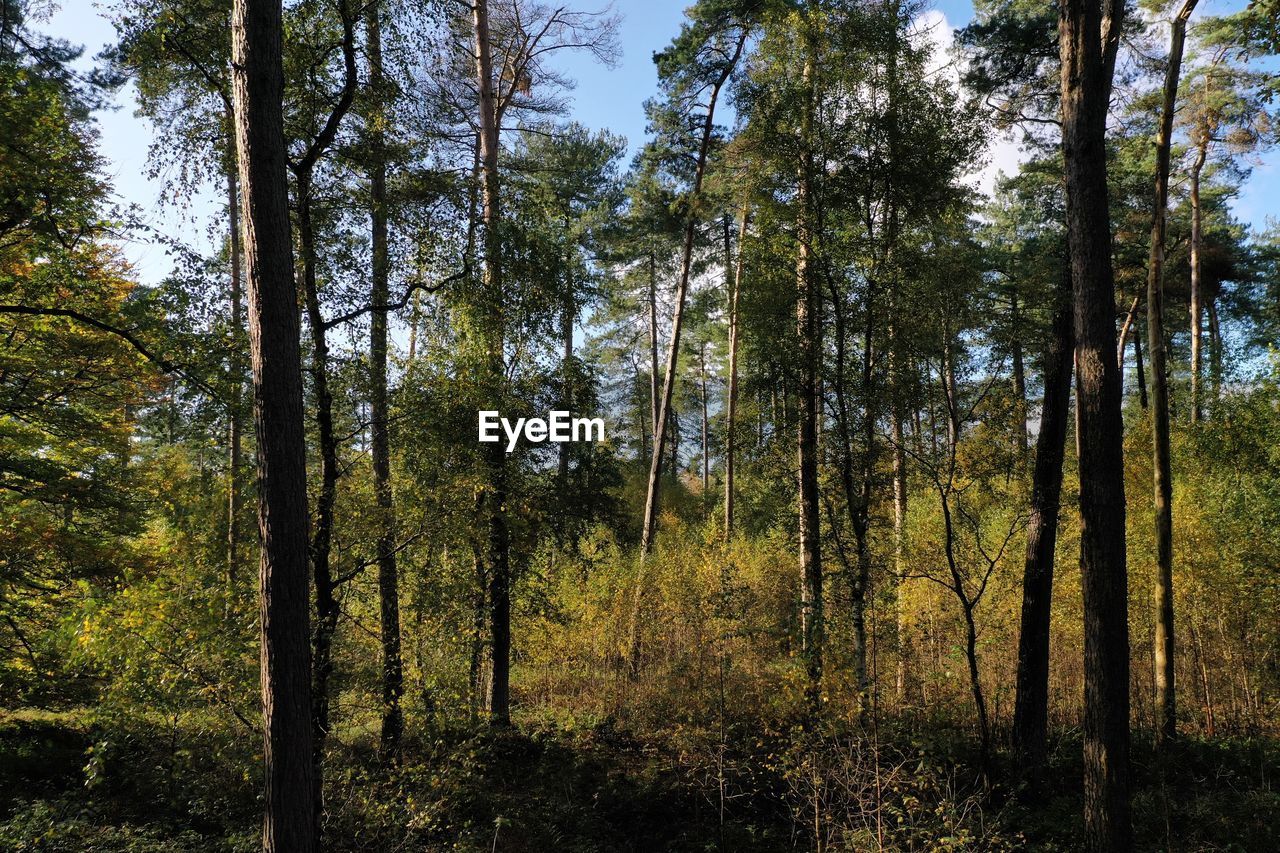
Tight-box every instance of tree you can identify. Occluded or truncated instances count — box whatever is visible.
[1146,0,1201,751]
[1058,0,1132,848]
[229,0,315,846]
[637,0,752,557]
[363,0,403,764]
[1179,12,1279,421]
[106,0,247,585]
[466,0,618,723]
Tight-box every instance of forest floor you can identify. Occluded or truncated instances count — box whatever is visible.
[0,707,1276,851]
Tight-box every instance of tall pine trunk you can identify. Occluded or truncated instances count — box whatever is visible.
[1010,289,1028,452]
[366,0,404,762]
[638,36,744,555]
[471,0,511,725]
[229,0,315,845]
[628,31,746,671]
[795,47,823,715]
[1148,0,1199,747]
[1189,141,1207,423]
[1059,0,1131,847]
[699,342,709,499]
[226,157,244,588]
[724,208,747,539]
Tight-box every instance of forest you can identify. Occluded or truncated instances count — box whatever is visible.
[1,0,1279,849]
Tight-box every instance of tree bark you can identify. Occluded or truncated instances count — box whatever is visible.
[229,0,315,846]
[796,47,823,715]
[1010,289,1028,452]
[724,208,747,539]
[1116,293,1138,392]
[471,0,512,725]
[1148,0,1198,749]
[1207,300,1222,404]
[638,33,746,556]
[628,30,747,672]
[891,372,908,704]
[559,255,574,487]
[1012,267,1073,787]
[1189,141,1207,424]
[1134,316,1148,409]
[1059,0,1132,847]
[226,157,244,588]
[297,169,340,822]
[648,250,660,443]
[699,341,709,500]
[366,0,404,764]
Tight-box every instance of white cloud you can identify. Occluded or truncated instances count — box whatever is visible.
[912,10,1030,200]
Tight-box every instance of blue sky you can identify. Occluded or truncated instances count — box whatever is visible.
[44,0,1279,284]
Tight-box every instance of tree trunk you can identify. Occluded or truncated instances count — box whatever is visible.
[724,208,747,539]
[298,169,340,816]
[366,0,404,764]
[1059,0,1132,847]
[1134,317,1148,409]
[560,243,574,487]
[892,390,908,704]
[1013,267,1073,787]
[648,250,660,443]
[1207,300,1222,405]
[628,31,747,673]
[1011,289,1028,452]
[1148,0,1198,749]
[795,48,823,715]
[1116,293,1138,393]
[229,0,316,845]
[638,34,746,555]
[1189,141,1207,424]
[699,342,709,500]
[942,318,960,450]
[471,0,511,725]
[226,157,244,588]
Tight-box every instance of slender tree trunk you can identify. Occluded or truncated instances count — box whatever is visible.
[638,35,746,556]
[366,0,404,764]
[1134,317,1148,409]
[469,540,486,722]
[226,158,244,587]
[942,318,960,450]
[1117,294,1139,390]
[724,208,747,539]
[298,170,340,822]
[669,410,679,475]
[1059,0,1132,847]
[1013,267,1074,787]
[892,389,908,703]
[940,492,991,773]
[560,246,574,487]
[407,290,421,363]
[1189,141,1207,423]
[699,342,709,499]
[1207,300,1222,405]
[1148,0,1198,749]
[795,47,823,715]
[1011,289,1028,452]
[230,0,315,845]
[471,0,511,725]
[648,250,659,442]
[628,31,747,672]
[828,274,872,715]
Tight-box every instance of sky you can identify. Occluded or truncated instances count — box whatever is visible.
[41,0,1280,285]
